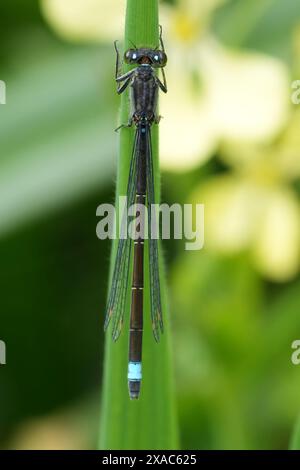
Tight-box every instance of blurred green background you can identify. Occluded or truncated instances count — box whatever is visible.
[0,0,300,450]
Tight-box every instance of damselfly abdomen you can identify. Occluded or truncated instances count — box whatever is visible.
[105,30,167,399]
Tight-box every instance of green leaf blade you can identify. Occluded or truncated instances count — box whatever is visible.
[99,0,179,450]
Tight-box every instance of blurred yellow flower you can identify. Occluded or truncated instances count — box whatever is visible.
[160,36,290,170]
[194,136,300,281]
[159,0,290,170]
[41,0,124,42]
[252,188,300,280]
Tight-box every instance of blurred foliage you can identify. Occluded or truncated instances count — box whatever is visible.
[0,1,116,448]
[0,0,300,450]
[212,0,300,62]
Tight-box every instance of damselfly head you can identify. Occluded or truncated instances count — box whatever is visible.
[124,48,167,68]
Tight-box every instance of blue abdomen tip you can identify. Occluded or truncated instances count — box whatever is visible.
[128,362,142,380]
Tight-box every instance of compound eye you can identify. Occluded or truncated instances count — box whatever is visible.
[159,51,167,66]
[124,49,137,64]
[151,50,167,66]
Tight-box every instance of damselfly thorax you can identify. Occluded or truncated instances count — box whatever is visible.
[130,65,159,124]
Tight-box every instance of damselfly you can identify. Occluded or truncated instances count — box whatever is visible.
[104,29,167,399]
